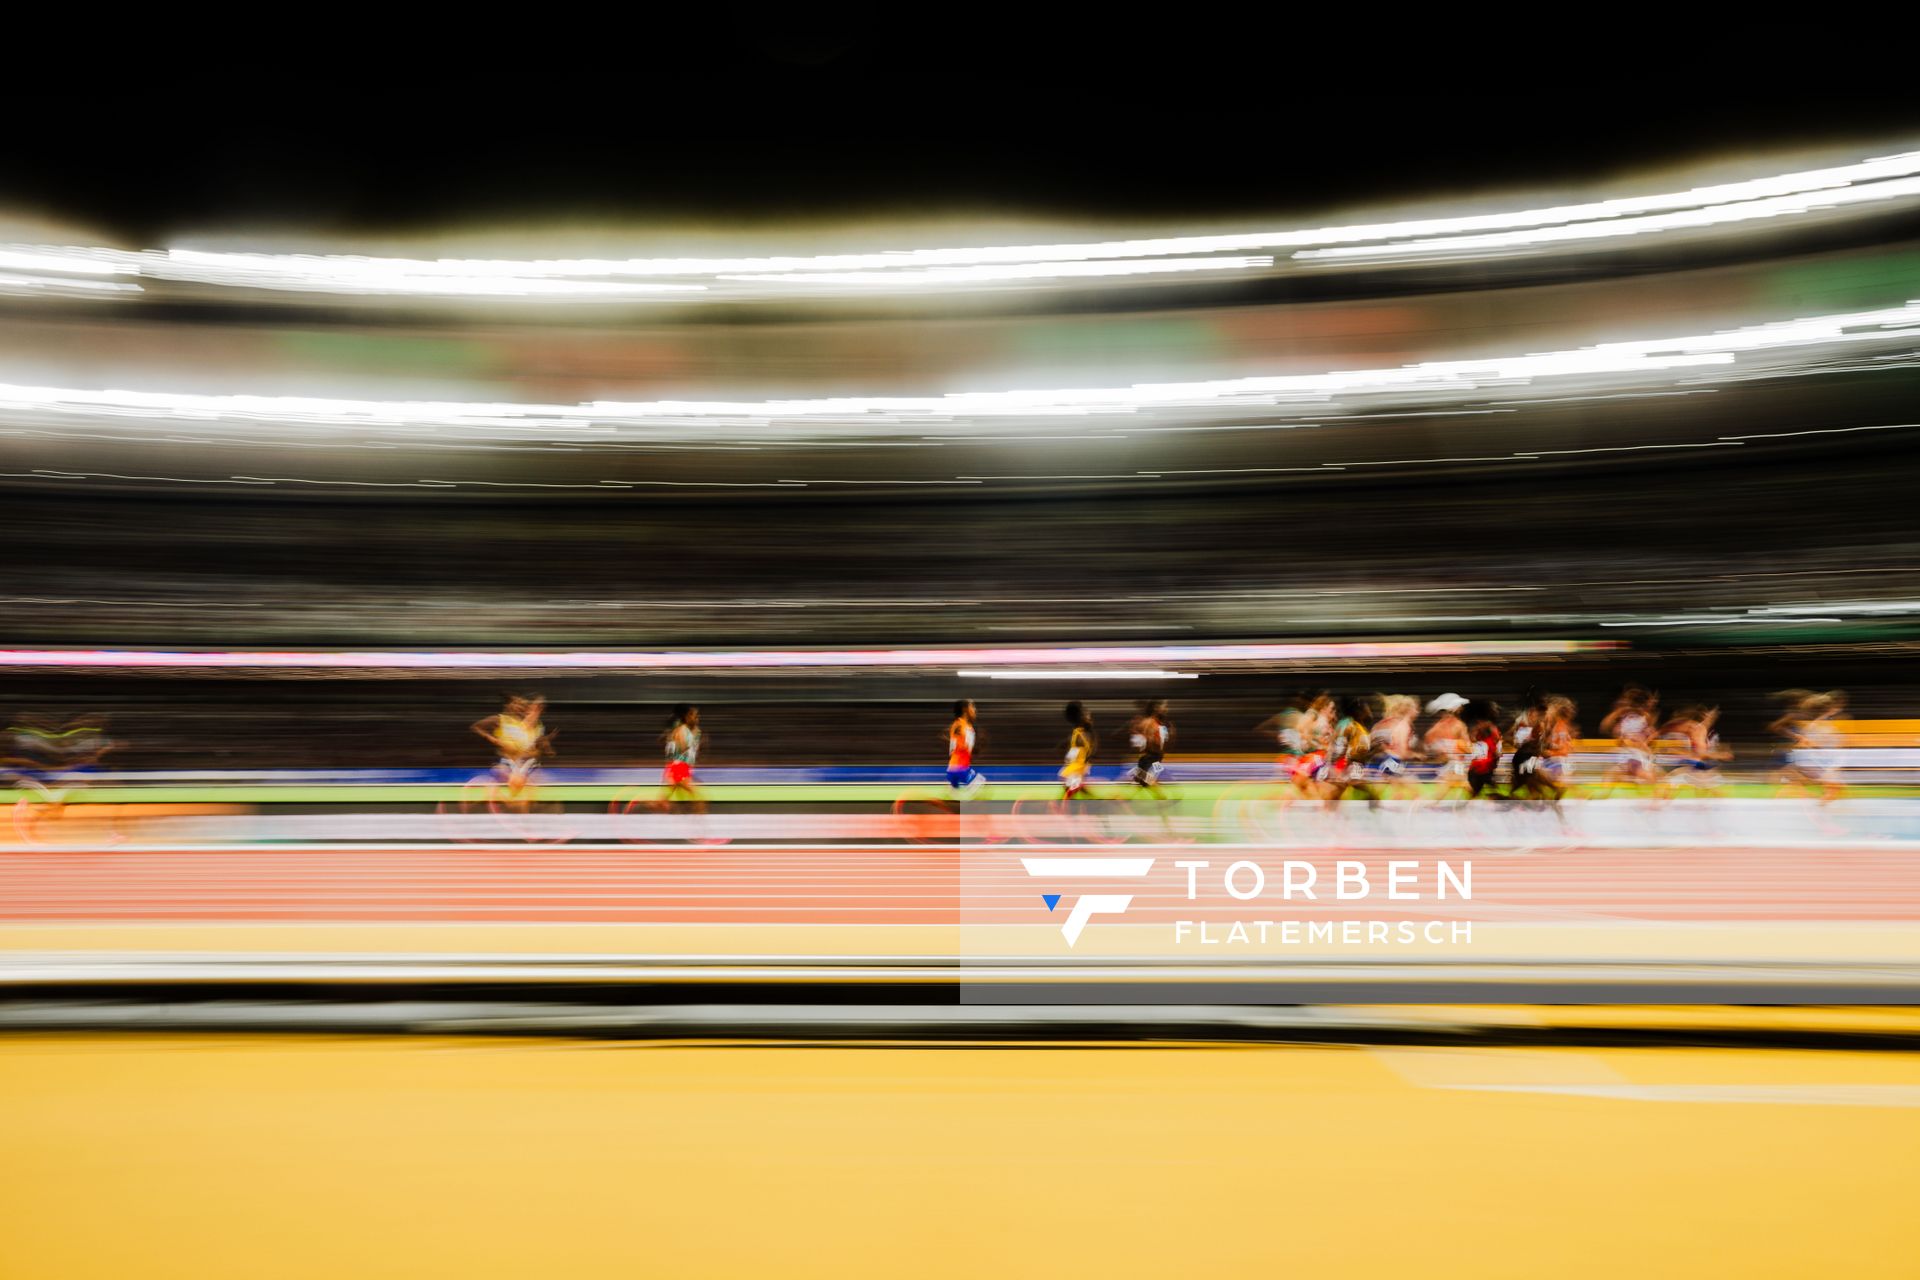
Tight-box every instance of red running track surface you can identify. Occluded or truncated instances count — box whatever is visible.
[0,844,1917,924]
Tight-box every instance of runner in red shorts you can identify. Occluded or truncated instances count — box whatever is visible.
[661,705,706,813]
[1463,699,1504,800]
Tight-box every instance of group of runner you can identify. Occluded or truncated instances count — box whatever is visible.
[1244,686,1848,810]
[1002,686,1846,809]
[473,698,707,814]
[1265,686,1852,809]
[467,685,1855,812]
[952,696,1174,799]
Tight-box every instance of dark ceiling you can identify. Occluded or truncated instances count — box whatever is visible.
[5,26,1916,240]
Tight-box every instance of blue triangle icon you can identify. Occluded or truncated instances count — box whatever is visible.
[1042,894,1061,911]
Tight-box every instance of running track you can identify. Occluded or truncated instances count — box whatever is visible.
[1,843,1917,923]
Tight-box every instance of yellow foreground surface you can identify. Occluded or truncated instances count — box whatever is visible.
[3,1034,1919,1278]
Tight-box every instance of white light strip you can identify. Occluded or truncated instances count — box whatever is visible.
[0,147,1914,301]
[715,256,1273,286]
[955,668,1200,680]
[0,272,141,297]
[1298,174,1920,261]
[0,640,1610,670]
[150,260,708,298]
[1020,858,1157,877]
[1598,616,1846,627]
[0,300,1909,444]
[0,247,127,276]
[1750,600,1920,616]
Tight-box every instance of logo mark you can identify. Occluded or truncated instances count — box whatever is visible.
[1020,856,1156,946]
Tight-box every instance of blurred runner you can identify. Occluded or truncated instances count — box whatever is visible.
[1293,692,1336,800]
[660,705,707,815]
[1507,689,1547,799]
[1659,704,1730,799]
[1771,688,1813,788]
[1253,698,1307,785]
[1540,695,1580,793]
[471,696,553,802]
[1597,685,1659,797]
[1060,701,1097,801]
[3,712,117,783]
[1,712,120,838]
[947,699,985,798]
[1463,699,1503,800]
[1773,690,1847,806]
[1363,695,1423,802]
[1323,696,1379,810]
[1510,692,1570,814]
[1127,699,1173,798]
[1422,693,1472,805]
[1124,698,1183,838]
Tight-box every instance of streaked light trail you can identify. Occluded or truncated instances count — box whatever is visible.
[0,640,1616,671]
